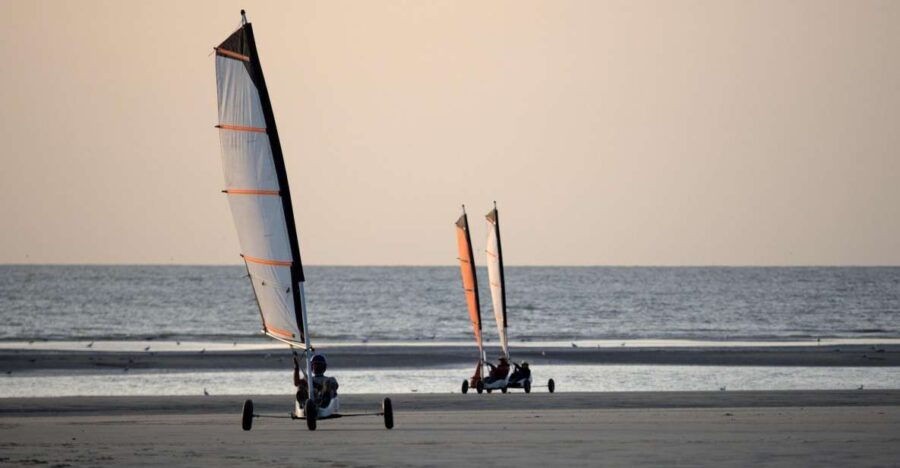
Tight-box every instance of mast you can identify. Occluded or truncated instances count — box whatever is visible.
[455,206,483,358]
[485,201,508,359]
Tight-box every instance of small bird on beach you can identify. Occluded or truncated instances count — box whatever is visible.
[203,388,210,396]
[144,346,151,352]
[571,343,578,348]
[200,348,206,354]
[719,386,726,391]
[176,341,181,345]
[86,341,94,348]
[857,385,864,390]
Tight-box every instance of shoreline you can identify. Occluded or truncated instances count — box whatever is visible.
[2,344,898,372]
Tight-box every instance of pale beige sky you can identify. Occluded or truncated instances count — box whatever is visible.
[0,0,897,265]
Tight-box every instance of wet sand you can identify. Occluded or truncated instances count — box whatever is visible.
[1,391,898,467]
[2,343,897,372]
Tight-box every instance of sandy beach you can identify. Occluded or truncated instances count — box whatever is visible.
[1,391,898,467]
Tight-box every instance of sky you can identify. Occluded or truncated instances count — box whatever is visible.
[0,0,898,266]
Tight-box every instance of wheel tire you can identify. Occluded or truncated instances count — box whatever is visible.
[241,399,254,431]
[305,398,318,431]
[524,381,531,393]
[548,379,555,393]
[501,386,508,394]
[487,388,492,394]
[461,380,469,394]
[476,380,484,394]
[382,397,394,429]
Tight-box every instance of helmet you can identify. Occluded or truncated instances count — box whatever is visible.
[311,354,327,375]
[498,355,508,363]
[521,361,529,368]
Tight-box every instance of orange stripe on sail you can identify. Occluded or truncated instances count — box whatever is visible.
[223,190,280,196]
[266,326,295,339]
[215,48,250,62]
[216,124,266,133]
[242,254,292,267]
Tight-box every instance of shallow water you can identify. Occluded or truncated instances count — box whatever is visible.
[2,365,897,397]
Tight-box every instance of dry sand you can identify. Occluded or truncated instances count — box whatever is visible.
[1,391,898,467]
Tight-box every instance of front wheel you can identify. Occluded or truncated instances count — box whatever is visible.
[524,381,531,393]
[241,399,254,431]
[382,398,394,429]
[461,380,469,394]
[548,379,555,393]
[501,386,507,394]
[305,398,318,431]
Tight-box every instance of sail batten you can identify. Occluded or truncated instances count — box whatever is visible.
[485,205,508,358]
[215,20,307,348]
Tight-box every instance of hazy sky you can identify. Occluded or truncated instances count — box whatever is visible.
[1,0,898,265]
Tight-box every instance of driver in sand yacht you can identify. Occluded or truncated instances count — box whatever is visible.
[484,355,511,384]
[294,352,339,408]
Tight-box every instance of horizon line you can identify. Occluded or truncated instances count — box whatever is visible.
[2,263,899,268]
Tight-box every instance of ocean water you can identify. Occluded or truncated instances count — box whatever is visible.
[0,266,898,342]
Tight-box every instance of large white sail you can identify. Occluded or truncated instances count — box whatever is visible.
[485,204,508,358]
[214,17,307,348]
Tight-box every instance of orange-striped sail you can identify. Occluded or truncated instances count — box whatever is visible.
[214,12,309,349]
[455,207,483,355]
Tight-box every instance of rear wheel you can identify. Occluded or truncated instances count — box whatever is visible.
[524,381,531,393]
[461,380,469,394]
[501,386,507,394]
[305,399,317,431]
[382,398,394,429]
[241,399,253,431]
[487,388,493,394]
[476,380,484,394]
[548,379,555,393]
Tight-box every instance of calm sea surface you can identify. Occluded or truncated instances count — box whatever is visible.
[0,266,898,342]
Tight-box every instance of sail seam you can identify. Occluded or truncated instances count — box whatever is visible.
[214,48,250,62]
[223,189,280,196]
[266,326,295,338]
[241,254,292,267]
[216,124,266,133]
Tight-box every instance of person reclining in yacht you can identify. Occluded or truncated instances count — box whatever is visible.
[294,353,338,408]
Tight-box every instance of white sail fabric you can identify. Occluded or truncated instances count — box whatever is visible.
[215,40,304,345]
[485,209,508,358]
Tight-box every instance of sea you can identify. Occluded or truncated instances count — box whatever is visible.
[1,266,898,396]
[1,265,898,343]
